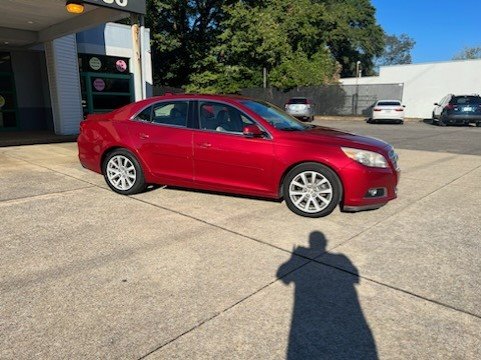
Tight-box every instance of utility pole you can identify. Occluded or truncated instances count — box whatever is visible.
[131,13,144,101]
[263,67,267,89]
[354,61,361,115]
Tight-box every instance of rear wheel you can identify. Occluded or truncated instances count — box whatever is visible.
[283,163,342,218]
[103,149,146,195]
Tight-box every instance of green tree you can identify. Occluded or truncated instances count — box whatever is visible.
[376,33,415,66]
[146,0,257,87]
[187,0,340,93]
[316,0,385,77]
[453,46,481,60]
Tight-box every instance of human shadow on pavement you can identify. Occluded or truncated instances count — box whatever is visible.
[277,231,378,360]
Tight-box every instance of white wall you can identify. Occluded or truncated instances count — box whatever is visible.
[341,59,481,118]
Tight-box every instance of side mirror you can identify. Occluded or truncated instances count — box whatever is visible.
[403,105,406,108]
[243,124,264,138]
[434,103,439,106]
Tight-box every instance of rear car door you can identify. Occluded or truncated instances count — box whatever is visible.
[192,101,275,194]
[127,100,194,184]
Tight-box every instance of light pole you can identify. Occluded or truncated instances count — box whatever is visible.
[354,61,361,115]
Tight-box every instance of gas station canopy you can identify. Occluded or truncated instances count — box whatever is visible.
[0,0,146,48]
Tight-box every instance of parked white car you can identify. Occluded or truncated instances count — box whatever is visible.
[369,100,405,124]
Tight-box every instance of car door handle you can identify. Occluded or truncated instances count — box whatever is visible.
[198,142,212,148]
[139,133,150,140]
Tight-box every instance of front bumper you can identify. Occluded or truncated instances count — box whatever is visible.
[340,161,399,211]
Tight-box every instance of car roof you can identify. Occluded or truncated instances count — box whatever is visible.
[376,99,401,103]
[113,93,255,119]
[452,94,480,97]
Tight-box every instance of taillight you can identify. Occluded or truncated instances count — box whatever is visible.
[395,107,404,112]
[373,108,381,111]
[445,103,455,110]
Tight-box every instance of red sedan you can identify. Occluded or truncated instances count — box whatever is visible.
[78,94,399,217]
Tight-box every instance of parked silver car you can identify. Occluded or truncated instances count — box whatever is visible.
[284,97,315,122]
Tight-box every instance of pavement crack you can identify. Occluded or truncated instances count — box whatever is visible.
[0,186,94,204]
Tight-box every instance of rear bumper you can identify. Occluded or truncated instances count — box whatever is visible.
[340,162,399,210]
[286,111,314,118]
[372,113,404,121]
[77,134,102,174]
[443,114,481,124]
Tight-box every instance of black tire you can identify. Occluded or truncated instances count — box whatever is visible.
[432,113,437,125]
[398,120,404,125]
[102,149,146,195]
[283,162,342,218]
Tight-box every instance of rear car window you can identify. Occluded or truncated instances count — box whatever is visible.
[377,101,401,106]
[287,98,309,104]
[451,96,481,105]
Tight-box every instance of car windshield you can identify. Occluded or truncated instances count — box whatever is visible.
[452,96,481,105]
[241,100,308,131]
[377,101,401,106]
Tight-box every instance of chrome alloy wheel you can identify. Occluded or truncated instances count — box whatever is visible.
[106,155,137,191]
[288,171,333,213]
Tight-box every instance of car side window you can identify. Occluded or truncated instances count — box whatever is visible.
[152,101,189,127]
[199,102,255,134]
[134,106,152,122]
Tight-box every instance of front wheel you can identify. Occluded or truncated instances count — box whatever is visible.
[283,163,342,218]
[103,149,146,195]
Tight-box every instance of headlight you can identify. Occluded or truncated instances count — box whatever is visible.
[341,147,388,168]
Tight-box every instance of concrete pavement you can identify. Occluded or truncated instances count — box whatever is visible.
[1,121,480,359]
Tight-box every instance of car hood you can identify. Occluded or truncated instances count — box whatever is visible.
[286,126,391,151]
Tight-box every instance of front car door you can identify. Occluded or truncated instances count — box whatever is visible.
[127,100,194,185]
[192,100,276,196]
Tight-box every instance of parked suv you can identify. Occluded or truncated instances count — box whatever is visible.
[432,94,481,126]
[285,97,315,122]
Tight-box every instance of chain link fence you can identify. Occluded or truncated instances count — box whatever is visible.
[241,83,404,116]
[152,83,404,117]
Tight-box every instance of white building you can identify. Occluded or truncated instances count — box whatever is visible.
[341,59,481,118]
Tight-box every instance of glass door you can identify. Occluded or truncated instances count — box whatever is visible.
[81,72,134,115]
[79,54,134,116]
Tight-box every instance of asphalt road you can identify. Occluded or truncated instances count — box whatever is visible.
[1,122,481,359]
[316,119,481,156]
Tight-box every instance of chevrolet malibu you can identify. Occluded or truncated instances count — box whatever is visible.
[78,94,399,217]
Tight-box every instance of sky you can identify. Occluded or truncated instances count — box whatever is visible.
[371,0,481,63]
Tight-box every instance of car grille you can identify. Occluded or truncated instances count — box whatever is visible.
[388,148,400,171]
